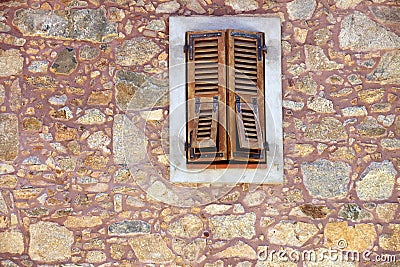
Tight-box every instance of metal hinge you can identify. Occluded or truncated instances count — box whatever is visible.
[262,45,268,54]
[264,142,269,151]
[213,96,218,112]
[231,31,264,60]
[195,98,200,113]
[252,97,258,115]
[186,32,222,60]
[236,96,241,113]
[184,141,190,151]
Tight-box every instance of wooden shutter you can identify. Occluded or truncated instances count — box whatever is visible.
[226,29,266,162]
[235,95,264,149]
[186,30,227,162]
[191,96,218,148]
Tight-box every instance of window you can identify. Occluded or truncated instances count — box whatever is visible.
[169,17,283,184]
[185,29,266,165]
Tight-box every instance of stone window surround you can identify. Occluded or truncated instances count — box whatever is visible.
[169,16,283,184]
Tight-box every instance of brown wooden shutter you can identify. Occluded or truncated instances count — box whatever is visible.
[235,95,264,149]
[191,96,218,148]
[226,29,266,162]
[186,30,227,162]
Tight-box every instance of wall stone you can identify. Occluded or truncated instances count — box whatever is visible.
[64,216,103,228]
[50,47,77,75]
[267,221,319,247]
[0,230,24,254]
[324,222,376,252]
[167,214,203,238]
[108,220,151,235]
[209,213,256,240]
[114,70,168,111]
[379,224,400,251]
[0,114,18,161]
[356,161,397,201]
[0,49,23,77]
[305,117,348,142]
[113,114,148,164]
[215,241,257,259]
[367,49,400,84]
[339,11,400,51]
[128,234,175,263]
[225,0,258,12]
[0,0,399,264]
[302,159,351,198]
[29,221,74,262]
[13,8,118,42]
[115,37,161,66]
[305,45,343,70]
[287,0,316,20]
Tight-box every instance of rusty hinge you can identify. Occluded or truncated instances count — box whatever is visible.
[186,32,222,60]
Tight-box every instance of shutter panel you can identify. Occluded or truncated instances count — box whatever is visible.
[226,29,266,162]
[191,96,218,148]
[186,30,227,163]
[236,95,264,150]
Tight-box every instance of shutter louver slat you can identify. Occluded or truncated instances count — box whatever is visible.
[235,58,258,64]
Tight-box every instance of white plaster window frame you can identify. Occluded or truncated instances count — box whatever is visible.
[169,16,283,184]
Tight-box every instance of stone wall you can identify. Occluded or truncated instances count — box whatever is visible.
[0,0,399,265]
